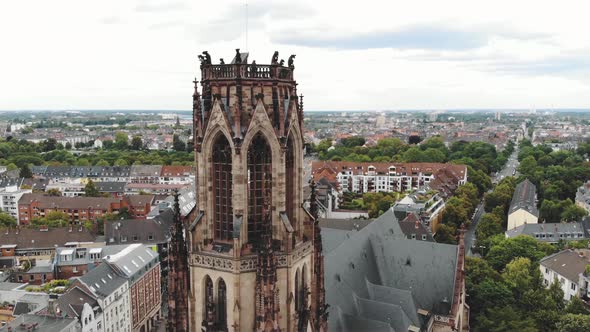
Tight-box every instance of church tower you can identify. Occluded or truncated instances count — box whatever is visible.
[188,49,327,331]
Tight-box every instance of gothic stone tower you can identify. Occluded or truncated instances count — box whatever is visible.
[188,49,326,331]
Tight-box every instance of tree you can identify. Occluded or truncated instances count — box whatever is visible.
[96,159,110,166]
[442,197,469,228]
[476,213,504,248]
[47,189,62,197]
[114,159,128,166]
[434,224,457,244]
[118,207,131,219]
[19,164,33,178]
[0,212,17,227]
[485,235,556,270]
[561,204,588,222]
[172,134,186,152]
[41,138,58,152]
[475,306,538,332]
[114,132,129,149]
[76,158,90,166]
[131,136,143,150]
[6,163,18,171]
[65,142,72,150]
[84,179,100,197]
[502,257,537,294]
[557,314,590,332]
[565,296,589,314]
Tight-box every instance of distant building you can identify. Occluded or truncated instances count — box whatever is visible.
[18,193,120,225]
[393,189,446,233]
[505,219,590,243]
[312,161,467,196]
[540,249,590,301]
[0,313,77,332]
[0,178,31,223]
[576,181,590,213]
[507,179,539,230]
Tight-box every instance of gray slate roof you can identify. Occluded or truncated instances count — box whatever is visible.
[324,208,459,331]
[509,179,539,217]
[78,262,126,299]
[540,249,590,282]
[0,313,77,332]
[505,221,589,243]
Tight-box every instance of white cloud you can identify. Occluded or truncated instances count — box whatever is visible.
[1,0,590,110]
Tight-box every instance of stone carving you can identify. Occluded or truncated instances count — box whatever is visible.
[219,58,225,64]
[279,59,285,66]
[271,51,279,65]
[235,49,242,64]
[202,51,211,64]
[288,55,296,68]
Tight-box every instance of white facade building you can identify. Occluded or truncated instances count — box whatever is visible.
[540,249,590,301]
[0,183,32,223]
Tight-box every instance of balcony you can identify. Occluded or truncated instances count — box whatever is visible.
[201,63,294,81]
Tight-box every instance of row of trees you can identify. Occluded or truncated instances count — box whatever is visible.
[314,136,514,176]
[466,235,590,331]
[516,139,590,223]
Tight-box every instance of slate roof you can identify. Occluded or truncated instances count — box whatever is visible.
[0,313,77,332]
[509,179,539,217]
[124,194,154,207]
[324,208,459,331]
[105,243,159,281]
[506,221,589,242]
[19,193,118,210]
[56,286,99,318]
[95,181,126,192]
[398,212,435,241]
[130,165,162,177]
[21,177,48,191]
[78,262,126,299]
[540,249,590,282]
[0,227,96,249]
[105,209,174,245]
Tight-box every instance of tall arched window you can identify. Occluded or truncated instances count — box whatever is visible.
[285,134,296,228]
[294,268,300,311]
[212,134,233,240]
[204,276,214,314]
[247,133,272,243]
[217,279,227,330]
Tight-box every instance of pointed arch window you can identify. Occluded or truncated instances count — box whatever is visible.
[295,268,300,311]
[286,134,296,229]
[247,133,272,243]
[217,279,227,330]
[204,276,214,315]
[212,134,233,240]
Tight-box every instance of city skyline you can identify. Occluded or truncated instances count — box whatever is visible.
[2,0,590,111]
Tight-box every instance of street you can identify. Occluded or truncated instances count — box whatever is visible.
[466,147,520,256]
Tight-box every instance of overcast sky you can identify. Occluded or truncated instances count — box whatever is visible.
[1,0,590,111]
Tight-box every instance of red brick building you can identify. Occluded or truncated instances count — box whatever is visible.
[18,194,120,225]
[120,195,154,219]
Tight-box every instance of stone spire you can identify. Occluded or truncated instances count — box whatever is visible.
[255,191,281,332]
[309,180,328,331]
[167,192,190,331]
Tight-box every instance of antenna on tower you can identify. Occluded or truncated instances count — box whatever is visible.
[245,1,249,51]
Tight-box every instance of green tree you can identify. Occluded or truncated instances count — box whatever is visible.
[19,164,33,178]
[0,212,17,227]
[84,179,100,197]
[76,158,90,166]
[502,257,537,294]
[434,224,457,244]
[131,136,143,150]
[47,188,62,196]
[118,207,131,219]
[475,306,538,332]
[114,132,129,149]
[557,314,590,332]
[172,134,186,152]
[561,204,588,222]
[114,159,128,166]
[96,159,110,166]
[485,235,556,270]
[441,197,469,228]
[6,163,18,171]
[65,142,72,150]
[340,136,365,148]
[565,296,589,314]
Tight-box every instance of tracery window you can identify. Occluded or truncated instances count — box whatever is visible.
[217,279,227,330]
[247,133,272,243]
[212,135,233,240]
[286,135,295,230]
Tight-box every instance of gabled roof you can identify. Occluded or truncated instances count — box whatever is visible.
[0,227,96,250]
[324,208,460,331]
[509,179,539,217]
[540,249,590,282]
[56,286,99,318]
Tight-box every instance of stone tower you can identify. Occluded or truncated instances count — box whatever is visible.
[187,49,327,331]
